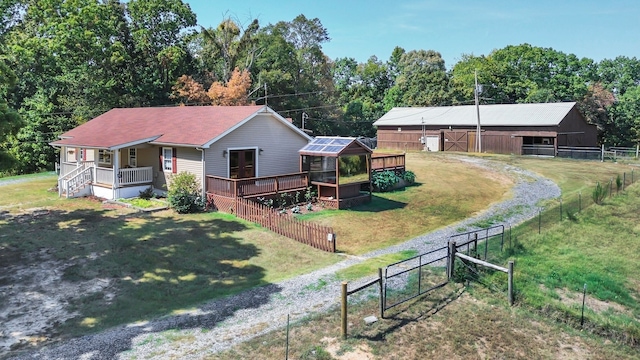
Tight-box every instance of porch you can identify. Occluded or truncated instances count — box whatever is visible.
[58,161,154,199]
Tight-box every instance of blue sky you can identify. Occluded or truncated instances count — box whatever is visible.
[186,0,640,68]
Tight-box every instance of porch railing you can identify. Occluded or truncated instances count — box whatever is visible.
[119,167,153,186]
[59,161,95,178]
[372,154,406,172]
[206,172,309,198]
[95,167,114,185]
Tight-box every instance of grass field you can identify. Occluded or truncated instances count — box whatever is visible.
[0,154,510,349]
[298,152,512,254]
[0,176,340,339]
[216,155,640,359]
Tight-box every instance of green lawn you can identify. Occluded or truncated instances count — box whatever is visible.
[299,152,513,254]
[0,177,340,337]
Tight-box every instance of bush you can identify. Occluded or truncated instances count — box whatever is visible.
[138,186,154,200]
[592,181,606,205]
[372,170,400,192]
[167,172,205,214]
[401,170,416,184]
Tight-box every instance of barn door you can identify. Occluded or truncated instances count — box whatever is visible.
[443,131,468,152]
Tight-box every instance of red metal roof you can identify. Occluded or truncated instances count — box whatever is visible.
[51,105,266,149]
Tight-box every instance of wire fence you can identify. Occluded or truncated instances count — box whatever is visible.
[509,168,638,243]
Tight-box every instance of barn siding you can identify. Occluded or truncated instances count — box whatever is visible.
[205,113,309,178]
[557,107,598,146]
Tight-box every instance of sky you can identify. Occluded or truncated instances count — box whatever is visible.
[186,0,640,68]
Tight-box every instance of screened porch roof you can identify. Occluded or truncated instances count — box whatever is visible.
[299,136,372,157]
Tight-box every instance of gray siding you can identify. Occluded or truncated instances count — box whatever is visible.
[205,114,309,177]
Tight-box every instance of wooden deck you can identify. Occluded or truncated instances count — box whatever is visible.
[206,172,310,198]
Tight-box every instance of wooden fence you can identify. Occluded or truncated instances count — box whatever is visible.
[208,193,336,252]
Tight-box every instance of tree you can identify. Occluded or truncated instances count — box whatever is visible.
[384,49,449,108]
[207,68,252,105]
[608,85,640,146]
[251,15,335,135]
[171,75,209,104]
[597,56,640,96]
[578,82,615,143]
[0,46,22,171]
[199,18,259,84]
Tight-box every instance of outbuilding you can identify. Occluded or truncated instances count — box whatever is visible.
[373,102,598,155]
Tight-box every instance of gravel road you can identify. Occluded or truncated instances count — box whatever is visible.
[9,157,560,360]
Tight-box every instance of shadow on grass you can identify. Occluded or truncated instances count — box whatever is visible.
[0,207,280,358]
[348,195,407,213]
[354,285,465,342]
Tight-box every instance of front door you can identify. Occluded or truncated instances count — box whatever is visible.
[229,149,256,179]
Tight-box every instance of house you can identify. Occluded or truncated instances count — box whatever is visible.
[51,105,312,199]
[373,102,598,155]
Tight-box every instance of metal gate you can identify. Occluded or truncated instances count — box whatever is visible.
[448,225,505,262]
[382,246,449,316]
[443,131,468,152]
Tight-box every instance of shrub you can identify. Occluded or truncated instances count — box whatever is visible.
[401,170,416,184]
[592,181,606,205]
[167,172,205,213]
[372,170,400,192]
[138,186,154,200]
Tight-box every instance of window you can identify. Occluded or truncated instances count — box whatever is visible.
[98,149,112,164]
[163,147,173,172]
[128,148,137,167]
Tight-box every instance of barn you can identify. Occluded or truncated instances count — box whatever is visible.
[373,102,598,155]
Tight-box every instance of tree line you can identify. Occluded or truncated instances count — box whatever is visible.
[1,0,639,175]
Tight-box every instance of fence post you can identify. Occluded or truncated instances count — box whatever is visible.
[636,144,639,159]
[601,144,604,162]
[378,268,384,319]
[448,241,456,279]
[508,261,514,306]
[341,282,348,339]
[538,209,541,234]
[579,192,582,212]
[559,198,563,221]
[623,173,626,191]
[609,179,613,198]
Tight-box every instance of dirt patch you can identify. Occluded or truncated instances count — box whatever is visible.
[0,248,114,354]
[553,286,631,316]
[321,337,374,360]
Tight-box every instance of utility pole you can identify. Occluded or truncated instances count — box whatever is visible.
[475,70,482,153]
[264,83,268,106]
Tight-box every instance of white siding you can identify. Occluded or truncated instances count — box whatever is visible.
[205,114,309,177]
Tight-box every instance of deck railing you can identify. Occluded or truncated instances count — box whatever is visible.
[372,154,406,172]
[206,172,309,198]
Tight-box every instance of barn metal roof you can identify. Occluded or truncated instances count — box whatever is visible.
[373,102,577,127]
[299,136,370,156]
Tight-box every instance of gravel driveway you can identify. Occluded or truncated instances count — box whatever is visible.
[9,157,560,360]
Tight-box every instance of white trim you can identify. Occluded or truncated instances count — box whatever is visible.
[226,146,259,178]
[202,106,313,149]
[162,147,173,172]
[109,135,162,150]
[50,136,162,151]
